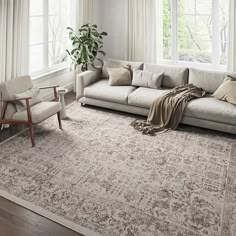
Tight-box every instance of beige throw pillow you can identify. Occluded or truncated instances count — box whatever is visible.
[102,59,143,78]
[213,76,236,105]
[107,67,132,86]
[13,87,42,112]
[132,70,164,89]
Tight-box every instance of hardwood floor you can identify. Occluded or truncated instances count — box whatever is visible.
[0,91,84,236]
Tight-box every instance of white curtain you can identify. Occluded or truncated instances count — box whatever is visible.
[128,0,158,63]
[77,0,93,27]
[228,0,236,72]
[0,0,29,84]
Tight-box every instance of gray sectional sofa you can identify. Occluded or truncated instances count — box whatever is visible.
[76,59,236,135]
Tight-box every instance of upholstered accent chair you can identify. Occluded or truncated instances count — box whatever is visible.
[0,76,62,147]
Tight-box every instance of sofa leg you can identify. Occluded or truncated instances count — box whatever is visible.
[57,112,62,129]
[29,124,35,147]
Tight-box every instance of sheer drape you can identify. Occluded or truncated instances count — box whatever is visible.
[0,0,29,84]
[128,0,158,63]
[228,0,236,72]
[77,0,93,27]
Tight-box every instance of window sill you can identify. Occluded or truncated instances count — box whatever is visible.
[157,59,227,72]
[31,66,70,82]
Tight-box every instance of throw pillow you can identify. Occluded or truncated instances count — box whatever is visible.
[13,87,42,112]
[107,66,132,86]
[102,59,143,78]
[132,70,164,89]
[213,76,236,105]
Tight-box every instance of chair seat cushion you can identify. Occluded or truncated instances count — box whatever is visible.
[128,87,170,108]
[185,97,236,125]
[13,87,42,112]
[84,79,136,104]
[12,102,62,124]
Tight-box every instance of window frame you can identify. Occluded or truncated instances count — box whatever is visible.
[159,0,228,71]
[29,0,74,78]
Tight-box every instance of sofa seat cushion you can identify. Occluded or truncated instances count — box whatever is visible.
[128,87,170,109]
[184,97,236,125]
[84,79,137,104]
[12,102,62,124]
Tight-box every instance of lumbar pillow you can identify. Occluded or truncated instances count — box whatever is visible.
[213,76,236,105]
[107,66,132,86]
[13,87,42,112]
[132,70,164,89]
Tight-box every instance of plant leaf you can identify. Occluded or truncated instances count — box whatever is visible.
[100,32,108,36]
[98,50,106,56]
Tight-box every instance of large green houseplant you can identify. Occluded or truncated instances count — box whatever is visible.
[66,24,108,71]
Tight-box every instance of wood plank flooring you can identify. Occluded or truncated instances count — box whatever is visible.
[0,91,84,236]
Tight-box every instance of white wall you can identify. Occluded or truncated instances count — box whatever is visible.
[93,0,128,60]
[33,70,74,101]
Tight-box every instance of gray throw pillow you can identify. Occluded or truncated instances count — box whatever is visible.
[213,76,236,105]
[132,70,164,89]
[107,67,132,86]
[13,87,42,112]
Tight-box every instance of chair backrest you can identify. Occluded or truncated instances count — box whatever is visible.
[0,75,33,100]
[0,75,33,119]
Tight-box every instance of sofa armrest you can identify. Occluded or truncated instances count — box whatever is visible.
[76,70,100,100]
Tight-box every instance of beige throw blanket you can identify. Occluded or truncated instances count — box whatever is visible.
[131,84,206,135]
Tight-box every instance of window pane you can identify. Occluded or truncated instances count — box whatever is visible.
[30,17,44,44]
[48,41,67,66]
[195,39,212,63]
[49,0,70,15]
[196,0,212,15]
[30,45,44,73]
[30,0,43,16]
[195,16,212,35]
[178,0,195,15]
[160,0,229,67]
[48,15,68,41]
[177,0,213,64]
[29,0,74,74]
[219,0,229,65]
[162,0,171,60]
[48,0,71,67]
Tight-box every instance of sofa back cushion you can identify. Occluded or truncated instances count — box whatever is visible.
[132,70,164,89]
[143,63,189,88]
[102,59,143,78]
[189,68,236,94]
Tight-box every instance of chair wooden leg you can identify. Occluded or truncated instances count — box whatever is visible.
[0,102,8,130]
[29,124,35,147]
[57,112,62,129]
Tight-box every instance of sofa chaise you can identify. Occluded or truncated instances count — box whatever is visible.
[76,59,236,135]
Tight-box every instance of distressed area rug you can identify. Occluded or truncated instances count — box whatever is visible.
[0,102,236,236]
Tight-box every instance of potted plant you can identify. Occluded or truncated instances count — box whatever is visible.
[66,24,108,71]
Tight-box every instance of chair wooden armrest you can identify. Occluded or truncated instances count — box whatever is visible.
[0,97,32,102]
[39,85,59,101]
[39,85,59,90]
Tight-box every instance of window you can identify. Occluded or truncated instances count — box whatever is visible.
[160,0,229,69]
[29,0,75,75]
